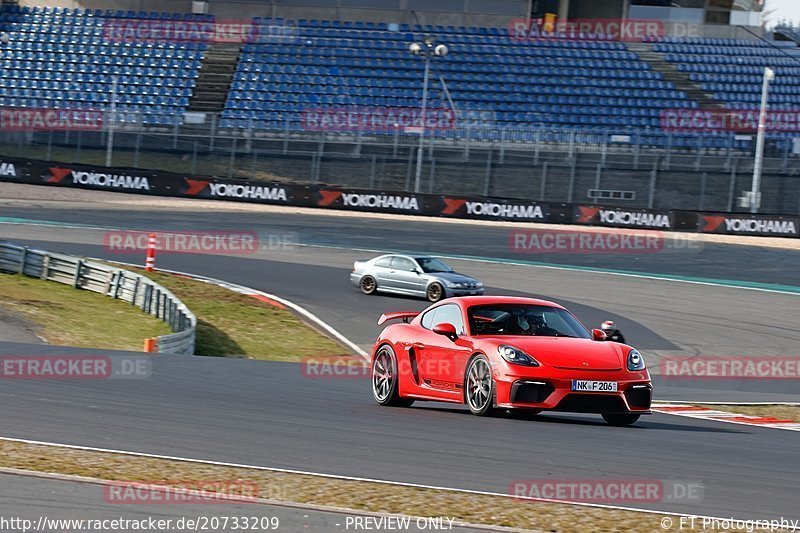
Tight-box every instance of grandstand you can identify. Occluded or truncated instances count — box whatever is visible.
[224,20,691,136]
[1,0,799,214]
[3,5,790,144]
[0,5,208,125]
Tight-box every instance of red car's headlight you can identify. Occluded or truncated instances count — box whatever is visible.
[627,349,646,371]
[498,345,540,367]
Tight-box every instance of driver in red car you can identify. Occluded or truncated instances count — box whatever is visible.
[516,311,559,336]
[601,321,626,343]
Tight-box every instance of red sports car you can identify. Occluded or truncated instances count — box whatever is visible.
[371,296,652,426]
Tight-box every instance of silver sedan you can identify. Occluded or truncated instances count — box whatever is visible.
[350,254,484,302]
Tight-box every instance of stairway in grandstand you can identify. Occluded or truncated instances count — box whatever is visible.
[627,41,725,110]
[188,42,241,112]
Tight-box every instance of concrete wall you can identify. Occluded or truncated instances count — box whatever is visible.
[569,0,625,20]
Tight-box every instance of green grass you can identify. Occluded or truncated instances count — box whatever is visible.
[133,268,351,360]
[1,265,352,360]
[0,273,171,351]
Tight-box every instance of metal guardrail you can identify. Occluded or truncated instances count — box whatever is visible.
[0,240,196,354]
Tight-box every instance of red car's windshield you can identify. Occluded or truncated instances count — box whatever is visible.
[468,304,590,338]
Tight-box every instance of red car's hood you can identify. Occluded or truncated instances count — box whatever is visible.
[482,336,626,370]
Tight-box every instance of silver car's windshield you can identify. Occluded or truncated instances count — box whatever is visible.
[415,257,453,273]
[468,304,590,338]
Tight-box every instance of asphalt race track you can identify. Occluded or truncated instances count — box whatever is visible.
[0,196,799,522]
[2,220,799,402]
[0,341,797,521]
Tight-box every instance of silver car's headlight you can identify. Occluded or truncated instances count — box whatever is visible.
[498,345,540,367]
[446,281,480,289]
[627,349,646,371]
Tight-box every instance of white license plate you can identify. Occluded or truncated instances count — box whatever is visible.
[571,380,618,392]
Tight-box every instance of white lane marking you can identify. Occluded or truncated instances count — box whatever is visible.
[653,404,800,431]
[0,436,740,521]
[101,259,369,360]
[0,468,532,533]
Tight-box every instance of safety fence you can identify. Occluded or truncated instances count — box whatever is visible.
[0,240,196,354]
[0,155,797,238]
[4,123,800,214]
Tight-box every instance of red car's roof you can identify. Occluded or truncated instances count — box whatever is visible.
[447,295,565,309]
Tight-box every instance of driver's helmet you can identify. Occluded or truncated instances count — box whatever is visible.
[601,320,616,333]
[516,311,545,332]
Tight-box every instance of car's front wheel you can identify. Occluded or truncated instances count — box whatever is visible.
[372,345,414,407]
[464,355,496,416]
[426,282,444,302]
[360,275,378,295]
[602,413,641,426]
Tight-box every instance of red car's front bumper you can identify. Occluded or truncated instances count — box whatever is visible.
[493,363,652,414]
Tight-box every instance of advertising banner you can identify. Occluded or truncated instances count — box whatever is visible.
[0,155,796,238]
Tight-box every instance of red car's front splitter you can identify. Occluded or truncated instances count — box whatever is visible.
[494,370,652,414]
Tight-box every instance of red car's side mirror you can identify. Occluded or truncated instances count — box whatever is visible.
[592,329,607,341]
[433,323,458,340]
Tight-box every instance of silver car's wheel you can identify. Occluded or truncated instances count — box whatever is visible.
[465,355,495,416]
[372,346,414,407]
[426,282,444,302]
[360,275,377,295]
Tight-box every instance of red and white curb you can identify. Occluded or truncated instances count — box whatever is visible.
[653,404,800,431]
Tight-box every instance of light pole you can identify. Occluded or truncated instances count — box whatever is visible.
[749,66,775,214]
[409,38,448,194]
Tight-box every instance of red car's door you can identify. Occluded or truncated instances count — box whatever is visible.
[416,304,471,396]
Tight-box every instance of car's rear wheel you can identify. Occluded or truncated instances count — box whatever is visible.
[602,413,641,426]
[360,275,377,295]
[426,282,444,302]
[372,345,414,407]
[465,355,496,416]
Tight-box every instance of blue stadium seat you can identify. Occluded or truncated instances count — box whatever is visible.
[0,4,205,123]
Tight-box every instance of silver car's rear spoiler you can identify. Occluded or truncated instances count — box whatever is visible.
[378,312,420,325]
